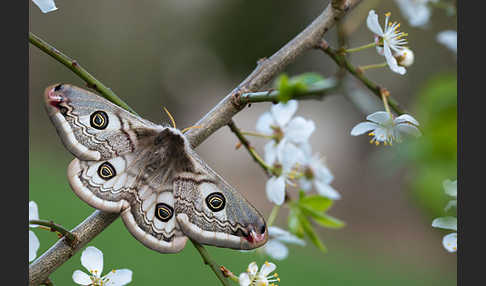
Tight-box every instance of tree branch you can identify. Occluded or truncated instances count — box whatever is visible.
[29,220,77,244]
[184,0,362,148]
[29,1,363,285]
[29,32,137,115]
[190,239,231,286]
[316,39,407,115]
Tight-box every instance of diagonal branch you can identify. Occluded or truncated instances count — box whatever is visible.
[29,1,363,285]
[316,39,407,115]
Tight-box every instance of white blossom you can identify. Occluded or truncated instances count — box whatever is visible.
[351,111,421,145]
[73,246,133,286]
[394,0,438,27]
[256,100,315,168]
[239,261,280,286]
[299,153,340,200]
[437,30,457,54]
[432,179,457,253]
[367,10,409,75]
[264,226,305,260]
[266,176,286,206]
[29,201,40,262]
[32,0,57,13]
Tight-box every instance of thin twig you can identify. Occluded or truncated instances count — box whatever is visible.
[191,239,231,286]
[40,278,54,286]
[29,1,363,284]
[316,39,407,115]
[29,220,77,244]
[227,120,271,176]
[239,80,338,104]
[29,32,138,115]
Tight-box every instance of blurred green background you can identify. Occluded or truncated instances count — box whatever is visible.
[29,0,456,285]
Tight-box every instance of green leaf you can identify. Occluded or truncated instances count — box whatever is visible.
[298,195,333,212]
[299,204,345,229]
[288,205,304,238]
[297,211,327,253]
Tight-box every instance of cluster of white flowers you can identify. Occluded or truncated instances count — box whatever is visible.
[73,246,133,286]
[29,201,40,262]
[432,179,457,253]
[256,100,339,205]
[239,261,279,286]
[32,0,57,13]
[367,10,412,75]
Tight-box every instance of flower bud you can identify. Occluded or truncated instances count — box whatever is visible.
[395,48,414,67]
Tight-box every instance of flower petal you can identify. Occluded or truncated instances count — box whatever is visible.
[443,179,457,197]
[264,239,289,260]
[299,178,313,192]
[394,0,432,27]
[259,261,277,276]
[432,217,457,231]
[248,262,259,276]
[266,176,286,205]
[29,230,40,262]
[256,112,275,135]
[366,111,391,124]
[32,0,58,13]
[395,123,422,137]
[350,122,378,136]
[366,10,384,35]
[444,200,457,211]
[442,232,457,252]
[72,270,92,285]
[271,100,298,127]
[264,141,278,166]
[104,269,133,286]
[437,30,457,53]
[394,114,420,126]
[81,246,104,276]
[29,201,39,227]
[239,273,251,286]
[277,140,304,172]
[384,44,406,75]
[315,181,340,200]
[284,117,315,144]
[269,226,306,246]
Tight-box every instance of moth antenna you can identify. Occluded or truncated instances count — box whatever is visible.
[162,106,177,129]
[181,125,202,134]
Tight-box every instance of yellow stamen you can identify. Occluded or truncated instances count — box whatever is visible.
[375,141,380,146]
[274,273,278,277]
[385,12,391,17]
[162,106,177,129]
[181,125,202,134]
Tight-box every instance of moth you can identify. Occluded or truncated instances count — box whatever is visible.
[43,84,268,253]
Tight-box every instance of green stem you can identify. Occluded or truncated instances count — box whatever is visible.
[317,40,406,115]
[29,32,138,115]
[29,220,77,243]
[228,121,273,175]
[267,205,281,227]
[358,62,387,71]
[240,131,274,140]
[190,239,231,286]
[239,80,337,104]
[343,42,376,53]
